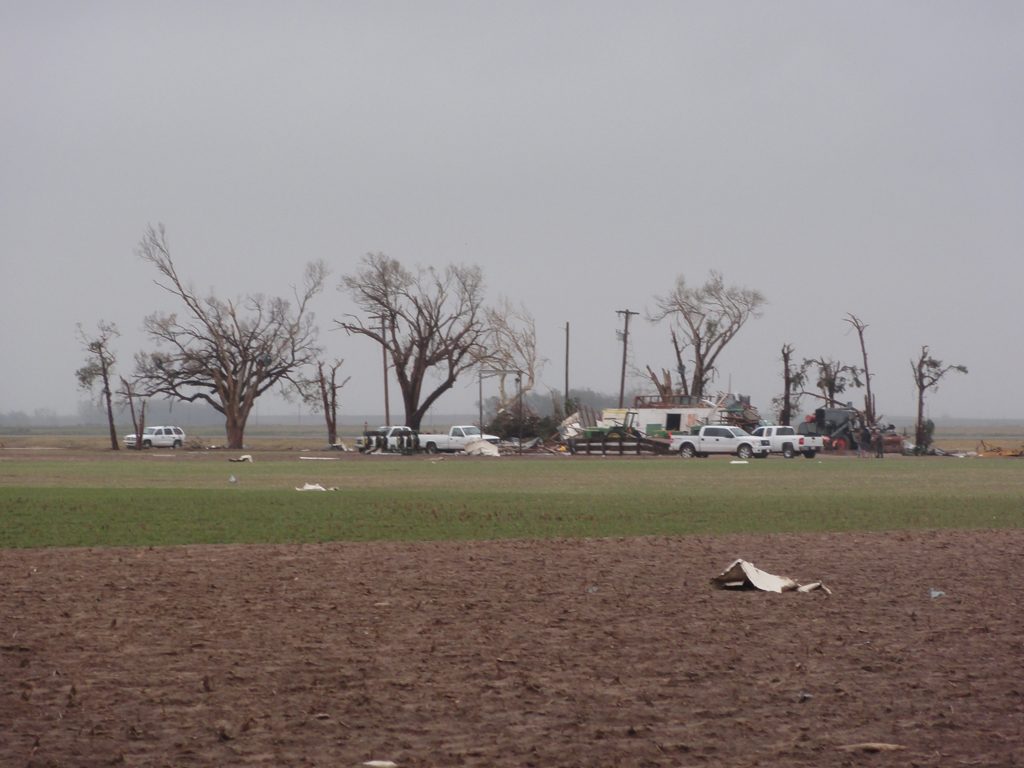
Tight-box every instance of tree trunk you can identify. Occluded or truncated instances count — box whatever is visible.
[225,419,245,450]
[670,330,689,398]
[136,405,145,451]
[779,344,794,426]
[224,401,250,449]
[100,363,119,450]
[104,387,119,450]
[915,381,926,450]
[324,378,337,445]
[846,315,875,426]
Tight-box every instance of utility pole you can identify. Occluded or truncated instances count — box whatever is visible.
[564,321,570,414]
[480,367,520,433]
[368,314,391,426]
[516,372,523,456]
[616,309,637,408]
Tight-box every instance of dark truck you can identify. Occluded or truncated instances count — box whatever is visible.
[797,408,902,453]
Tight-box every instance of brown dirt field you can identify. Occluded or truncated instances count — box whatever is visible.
[2,530,1023,767]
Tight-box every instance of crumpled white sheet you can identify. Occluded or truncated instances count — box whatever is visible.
[711,559,830,594]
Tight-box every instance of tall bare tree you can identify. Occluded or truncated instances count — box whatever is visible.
[912,346,967,452]
[301,358,350,446]
[133,224,327,449]
[75,320,120,450]
[648,270,766,399]
[773,343,809,426]
[804,356,862,405]
[845,314,876,424]
[337,252,488,430]
[483,297,546,412]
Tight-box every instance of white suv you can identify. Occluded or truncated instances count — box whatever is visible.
[124,426,186,449]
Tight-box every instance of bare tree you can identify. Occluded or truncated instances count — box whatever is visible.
[912,346,967,453]
[773,343,809,426]
[117,375,147,451]
[844,314,876,424]
[483,297,546,412]
[301,359,350,446]
[75,320,120,450]
[133,224,327,449]
[804,356,862,404]
[337,252,488,430]
[648,270,766,399]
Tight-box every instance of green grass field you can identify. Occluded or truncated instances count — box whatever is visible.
[2,452,1022,548]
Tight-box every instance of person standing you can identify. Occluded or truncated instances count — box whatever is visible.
[858,425,871,459]
[872,427,884,458]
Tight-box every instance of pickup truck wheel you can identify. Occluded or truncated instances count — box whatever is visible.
[782,445,794,459]
[737,444,753,460]
[142,440,152,449]
[172,440,182,449]
[425,443,438,455]
[803,450,816,459]
[678,444,695,459]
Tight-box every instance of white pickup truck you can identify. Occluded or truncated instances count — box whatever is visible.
[670,425,770,459]
[419,426,500,454]
[750,425,823,459]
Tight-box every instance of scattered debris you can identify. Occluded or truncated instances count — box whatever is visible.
[229,454,252,463]
[299,456,339,461]
[295,483,336,491]
[229,475,237,483]
[729,460,748,465]
[977,440,1024,458]
[930,588,946,598]
[711,559,831,594]
[465,438,500,456]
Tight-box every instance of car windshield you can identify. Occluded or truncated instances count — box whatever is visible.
[463,427,481,436]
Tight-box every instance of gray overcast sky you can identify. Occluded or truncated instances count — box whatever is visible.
[2,1,1021,423]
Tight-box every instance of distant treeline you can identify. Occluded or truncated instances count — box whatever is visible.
[0,387,624,429]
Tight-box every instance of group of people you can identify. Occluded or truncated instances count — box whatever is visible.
[857,425,885,458]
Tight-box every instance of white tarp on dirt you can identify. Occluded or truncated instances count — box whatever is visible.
[711,559,830,593]
[464,439,500,456]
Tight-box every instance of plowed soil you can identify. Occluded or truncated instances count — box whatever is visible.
[2,529,1023,767]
